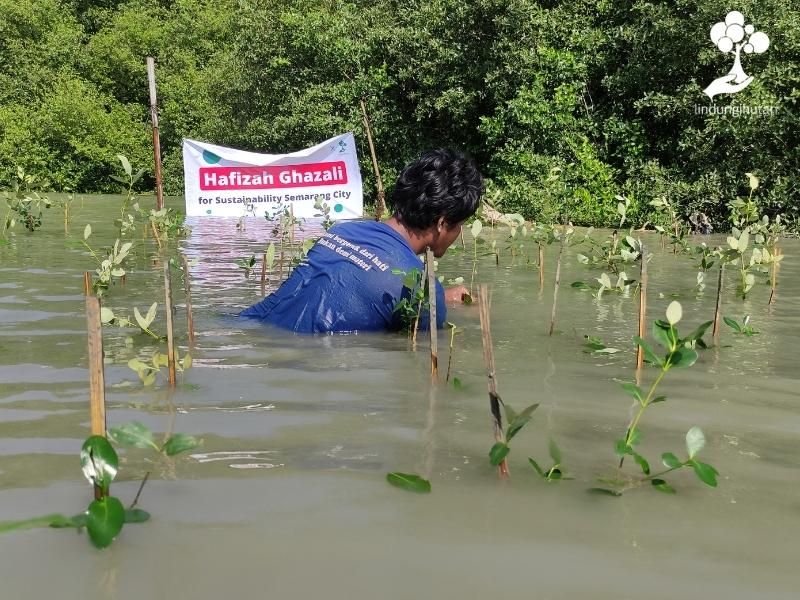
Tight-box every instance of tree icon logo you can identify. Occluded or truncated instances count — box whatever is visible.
[703,11,769,100]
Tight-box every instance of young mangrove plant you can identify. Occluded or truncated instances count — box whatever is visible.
[529,439,572,482]
[571,271,635,299]
[0,422,200,549]
[100,302,163,340]
[392,267,427,337]
[649,196,689,253]
[81,225,133,296]
[236,254,257,277]
[723,314,759,336]
[488,400,540,468]
[128,348,192,386]
[592,301,717,496]
[1,167,52,237]
[111,154,146,238]
[577,230,641,274]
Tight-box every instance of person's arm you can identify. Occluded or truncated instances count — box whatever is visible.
[444,285,470,305]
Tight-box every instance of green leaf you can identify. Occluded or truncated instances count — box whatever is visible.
[100,307,115,324]
[133,307,149,331]
[620,382,644,405]
[723,316,741,332]
[182,353,192,370]
[489,442,511,466]
[633,336,663,367]
[614,438,632,456]
[571,281,591,289]
[666,301,682,325]
[685,426,706,459]
[683,321,713,343]
[0,514,73,533]
[690,460,719,487]
[661,452,682,469]
[548,439,562,465]
[633,451,650,475]
[145,302,157,326]
[652,320,678,351]
[528,458,546,478]
[470,220,482,238]
[386,472,431,493]
[80,436,119,492]
[86,496,125,548]
[108,422,159,450]
[452,377,463,390]
[161,433,201,456]
[628,428,643,446]
[117,154,133,177]
[506,403,539,441]
[123,508,151,524]
[668,347,698,369]
[651,479,676,494]
[651,396,667,404]
[83,224,92,240]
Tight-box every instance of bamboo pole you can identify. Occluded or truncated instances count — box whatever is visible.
[548,224,567,336]
[146,57,165,211]
[163,263,177,386]
[426,248,438,379]
[768,248,780,305]
[712,261,725,340]
[84,272,106,500]
[260,252,268,297]
[445,323,457,383]
[359,98,386,221]
[478,285,509,478]
[180,254,195,347]
[538,244,544,288]
[635,244,648,380]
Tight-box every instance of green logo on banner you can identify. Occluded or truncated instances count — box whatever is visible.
[334,203,344,213]
[202,150,221,164]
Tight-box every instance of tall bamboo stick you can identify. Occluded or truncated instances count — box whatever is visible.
[360,98,386,221]
[635,244,648,379]
[712,261,725,340]
[180,254,195,347]
[163,263,177,386]
[260,251,268,297]
[538,244,545,288]
[84,272,106,500]
[426,248,438,379]
[146,57,164,211]
[548,224,567,336]
[478,285,509,478]
[768,248,780,305]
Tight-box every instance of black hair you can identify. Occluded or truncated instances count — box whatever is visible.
[390,148,484,230]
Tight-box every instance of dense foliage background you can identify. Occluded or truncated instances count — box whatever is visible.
[1,0,797,227]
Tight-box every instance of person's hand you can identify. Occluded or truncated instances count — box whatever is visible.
[445,285,471,305]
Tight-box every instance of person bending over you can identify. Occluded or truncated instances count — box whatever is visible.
[240,148,483,333]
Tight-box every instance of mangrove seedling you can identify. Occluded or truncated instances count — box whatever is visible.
[723,315,759,336]
[529,439,572,481]
[100,303,163,340]
[236,254,257,277]
[488,401,540,467]
[650,196,689,253]
[392,267,427,335]
[111,154,146,238]
[598,301,715,495]
[571,271,635,299]
[2,167,52,236]
[583,335,621,354]
[81,225,133,296]
[128,348,192,386]
[313,198,334,230]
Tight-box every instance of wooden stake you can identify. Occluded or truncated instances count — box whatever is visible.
[260,252,268,297]
[768,248,780,305]
[426,248,438,379]
[146,57,165,211]
[538,244,544,287]
[478,285,509,478]
[84,273,106,500]
[548,224,567,336]
[180,254,195,347]
[445,323,456,383]
[163,263,177,386]
[712,261,725,340]
[359,98,386,221]
[150,220,162,251]
[635,244,648,379]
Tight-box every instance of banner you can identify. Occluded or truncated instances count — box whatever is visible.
[182,133,363,219]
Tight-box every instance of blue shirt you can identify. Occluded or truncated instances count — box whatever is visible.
[240,220,447,333]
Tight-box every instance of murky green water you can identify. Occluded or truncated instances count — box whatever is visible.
[1,195,798,599]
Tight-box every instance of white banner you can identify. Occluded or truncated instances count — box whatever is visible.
[182,133,363,219]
